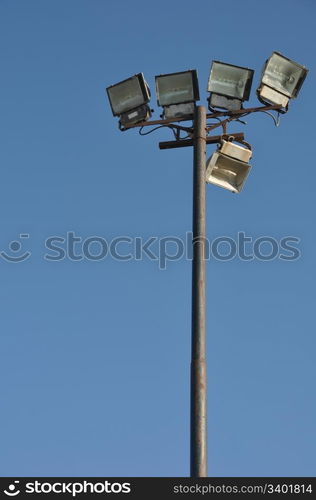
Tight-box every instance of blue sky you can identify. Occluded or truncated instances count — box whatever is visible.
[0,0,315,477]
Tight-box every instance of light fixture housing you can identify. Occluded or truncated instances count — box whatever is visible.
[106,73,151,127]
[155,70,199,118]
[206,140,252,193]
[257,52,308,111]
[207,61,254,111]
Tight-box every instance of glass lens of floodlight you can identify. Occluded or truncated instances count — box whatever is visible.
[107,75,146,115]
[156,72,196,106]
[208,62,253,100]
[261,53,307,98]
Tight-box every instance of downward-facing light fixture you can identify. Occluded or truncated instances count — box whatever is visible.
[207,61,254,111]
[206,140,252,193]
[106,73,151,127]
[155,70,200,118]
[257,52,308,111]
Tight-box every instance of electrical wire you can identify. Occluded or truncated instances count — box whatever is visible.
[138,125,169,136]
[235,118,247,125]
[139,124,191,141]
[260,110,281,126]
[137,105,281,141]
[206,116,222,126]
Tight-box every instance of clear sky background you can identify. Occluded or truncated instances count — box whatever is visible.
[0,0,315,477]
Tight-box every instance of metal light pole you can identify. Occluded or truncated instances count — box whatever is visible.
[123,110,253,478]
[191,106,207,477]
[110,92,291,478]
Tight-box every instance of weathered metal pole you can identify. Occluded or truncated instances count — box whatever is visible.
[191,105,207,477]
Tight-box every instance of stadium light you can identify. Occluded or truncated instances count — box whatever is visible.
[257,52,308,111]
[206,140,252,193]
[207,61,254,111]
[155,70,199,118]
[106,73,151,127]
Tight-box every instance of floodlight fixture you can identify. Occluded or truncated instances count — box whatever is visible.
[257,52,308,111]
[206,140,252,193]
[106,73,151,127]
[207,61,254,111]
[155,70,199,118]
[105,51,308,479]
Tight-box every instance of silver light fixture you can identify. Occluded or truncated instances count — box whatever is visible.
[207,61,254,111]
[206,140,252,193]
[106,73,151,127]
[257,52,308,111]
[155,70,200,118]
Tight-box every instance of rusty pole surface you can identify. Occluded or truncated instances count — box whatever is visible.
[191,106,207,477]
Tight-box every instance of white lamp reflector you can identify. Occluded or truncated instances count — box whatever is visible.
[220,140,252,163]
[206,141,252,193]
[258,85,289,108]
[206,153,251,193]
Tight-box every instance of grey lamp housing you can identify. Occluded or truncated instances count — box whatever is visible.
[106,73,151,128]
[256,52,308,112]
[207,61,254,111]
[155,70,200,119]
